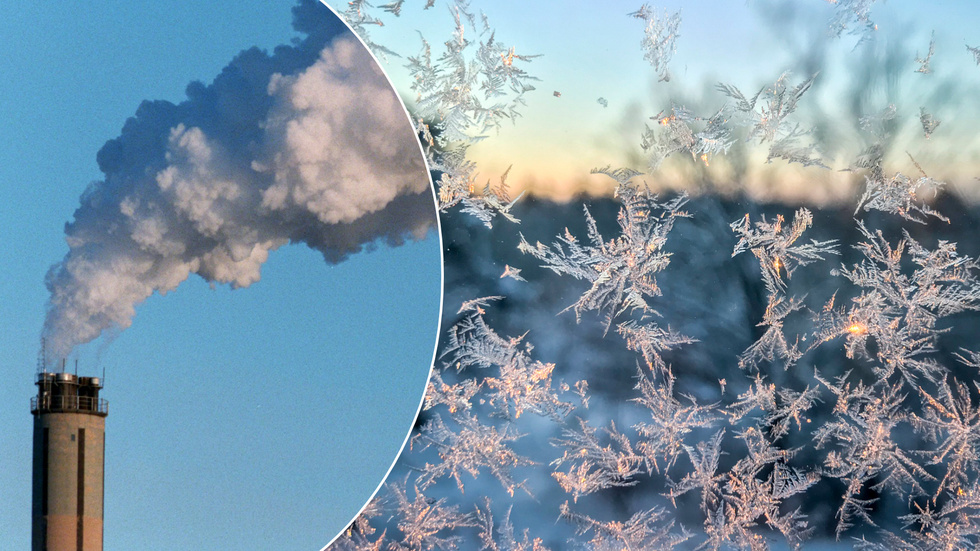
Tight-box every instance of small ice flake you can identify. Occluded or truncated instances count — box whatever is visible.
[500,265,526,282]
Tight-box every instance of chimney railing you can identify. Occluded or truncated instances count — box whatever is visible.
[30,395,109,415]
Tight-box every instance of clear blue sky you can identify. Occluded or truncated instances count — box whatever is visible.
[0,2,441,550]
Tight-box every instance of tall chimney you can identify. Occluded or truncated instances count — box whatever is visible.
[31,371,108,551]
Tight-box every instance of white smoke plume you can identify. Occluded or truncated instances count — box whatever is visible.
[42,0,436,364]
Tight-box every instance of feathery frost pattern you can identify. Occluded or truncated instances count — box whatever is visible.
[402,0,537,227]
[642,72,824,173]
[969,44,980,65]
[855,154,948,224]
[914,33,936,75]
[731,208,837,371]
[519,168,689,337]
[717,73,825,167]
[919,107,941,140]
[642,105,736,170]
[828,0,881,40]
[629,5,681,82]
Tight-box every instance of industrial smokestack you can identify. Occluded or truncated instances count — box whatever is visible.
[31,372,108,551]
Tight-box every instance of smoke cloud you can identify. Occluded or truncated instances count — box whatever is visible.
[42,0,436,363]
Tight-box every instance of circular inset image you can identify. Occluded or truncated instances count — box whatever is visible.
[312,2,980,550]
[2,1,440,549]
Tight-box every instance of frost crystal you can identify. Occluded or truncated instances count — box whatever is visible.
[720,73,816,143]
[731,208,836,371]
[726,375,821,440]
[912,378,980,498]
[814,375,932,537]
[632,369,718,472]
[855,156,948,224]
[406,1,537,227]
[641,105,736,170]
[559,501,691,550]
[617,319,695,373]
[425,371,480,414]
[332,498,387,551]
[335,0,401,60]
[816,222,980,385]
[379,0,404,17]
[550,419,644,501]
[731,208,837,288]
[499,265,526,282]
[717,73,826,168]
[629,5,681,82]
[519,169,689,332]
[968,44,980,65]
[442,303,574,421]
[920,107,941,139]
[390,482,476,550]
[431,147,523,227]
[859,103,897,139]
[475,501,551,551]
[914,32,936,74]
[827,0,880,41]
[413,412,535,495]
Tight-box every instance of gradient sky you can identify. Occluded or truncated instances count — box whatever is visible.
[0,2,440,550]
[364,0,980,203]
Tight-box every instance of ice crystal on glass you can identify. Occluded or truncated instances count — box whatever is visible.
[718,73,826,167]
[731,208,837,370]
[855,154,948,224]
[390,482,475,550]
[641,105,735,170]
[968,44,980,65]
[914,32,936,74]
[629,5,681,82]
[920,107,941,139]
[518,169,689,332]
[550,418,644,502]
[413,411,535,495]
[558,501,691,550]
[441,304,574,421]
[818,223,980,384]
[827,0,881,40]
[633,369,718,472]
